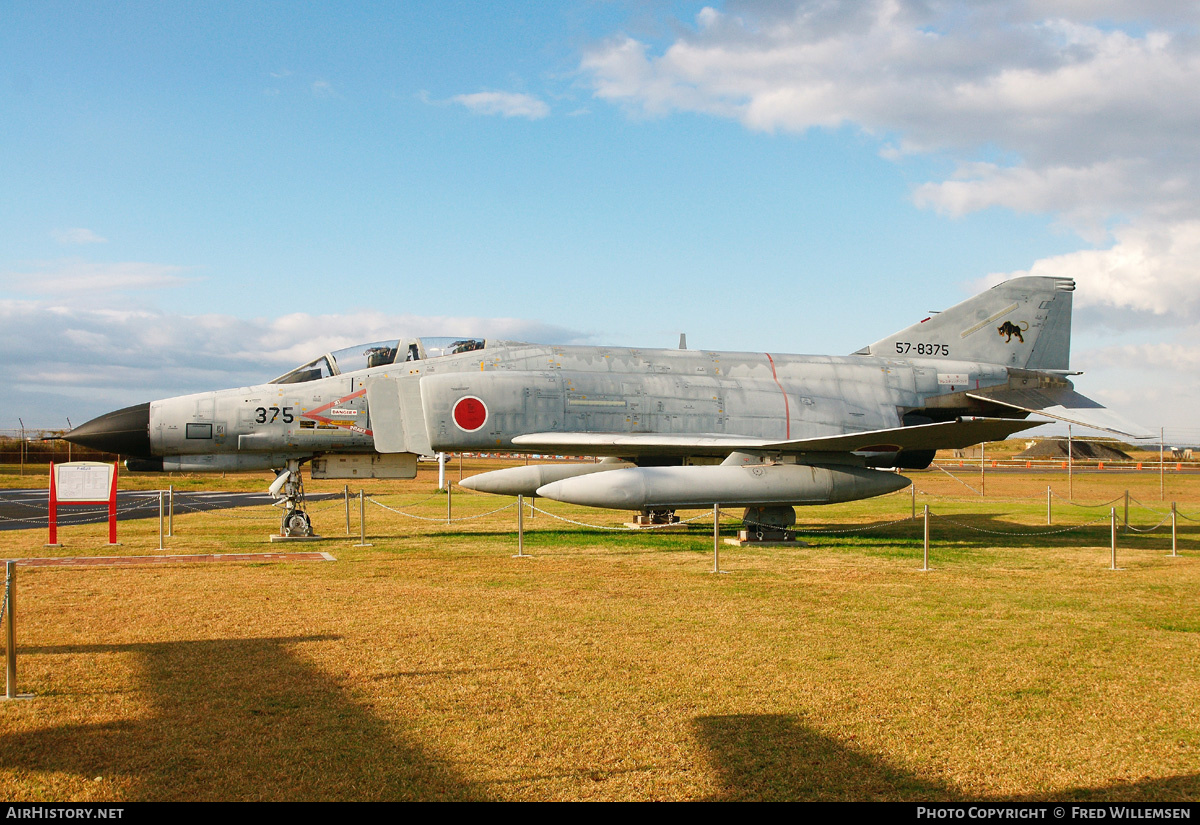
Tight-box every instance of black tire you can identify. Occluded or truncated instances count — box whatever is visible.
[282,510,313,537]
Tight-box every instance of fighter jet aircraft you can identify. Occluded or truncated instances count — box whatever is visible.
[64,276,1145,537]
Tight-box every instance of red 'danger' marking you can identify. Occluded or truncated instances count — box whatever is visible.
[453,396,488,432]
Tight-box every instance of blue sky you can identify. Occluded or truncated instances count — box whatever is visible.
[3,1,1199,440]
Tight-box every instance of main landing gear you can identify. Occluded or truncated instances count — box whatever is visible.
[270,458,316,539]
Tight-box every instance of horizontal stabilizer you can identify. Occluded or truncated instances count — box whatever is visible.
[965,388,1152,439]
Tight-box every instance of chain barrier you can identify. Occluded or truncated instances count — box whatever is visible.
[528,504,713,532]
[361,491,444,511]
[788,516,919,535]
[931,464,981,495]
[1124,513,1173,533]
[930,512,1113,536]
[1126,496,1172,516]
[367,496,515,522]
[911,486,1052,504]
[1047,490,1124,508]
[1118,495,1200,522]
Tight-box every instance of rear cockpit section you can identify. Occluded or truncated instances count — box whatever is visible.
[269,337,489,384]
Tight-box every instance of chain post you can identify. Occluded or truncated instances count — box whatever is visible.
[1047,486,1052,525]
[5,561,15,699]
[1171,502,1177,558]
[514,494,526,558]
[157,491,165,551]
[168,485,174,537]
[1110,507,1117,571]
[712,503,721,574]
[355,489,372,548]
[344,484,350,535]
[922,504,930,571]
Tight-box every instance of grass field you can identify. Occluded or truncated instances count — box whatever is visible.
[0,459,1197,801]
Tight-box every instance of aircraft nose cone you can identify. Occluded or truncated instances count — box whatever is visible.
[64,402,152,457]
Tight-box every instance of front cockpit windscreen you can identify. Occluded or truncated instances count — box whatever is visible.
[270,337,486,384]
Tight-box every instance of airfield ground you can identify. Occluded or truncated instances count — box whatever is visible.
[0,458,1196,801]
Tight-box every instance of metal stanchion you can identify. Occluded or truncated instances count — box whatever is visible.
[157,491,166,551]
[980,441,986,497]
[344,484,350,535]
[1047,486,1052,525]
[5,561,15,699]
[922,504,930,572]
[514,494,528,558]
[1124,490,1129,528]
[168,485,174,537]
[447,480,452,525]
[1068,425,1073,499]
[1110,507,1118,570]
[354,489,372,548]
[911,484,916,519]
[712,503,722,574]
[1171,502,1177,558]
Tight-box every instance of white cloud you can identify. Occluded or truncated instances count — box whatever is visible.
[980,219,1200,322]
[311,79,335,98]
[580,2,1200,226]
[0,258,193,294]
[51,228,107,245]
[449,91,550,119]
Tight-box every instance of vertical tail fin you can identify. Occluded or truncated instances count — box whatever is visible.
[858,276,1074,370]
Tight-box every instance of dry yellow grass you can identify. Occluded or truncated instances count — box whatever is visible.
[0,459,1196,801]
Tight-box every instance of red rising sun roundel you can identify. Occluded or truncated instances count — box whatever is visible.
[452,396,488,432]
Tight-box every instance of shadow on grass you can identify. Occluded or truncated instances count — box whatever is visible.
[8,636,488,801]
[695,714,1200,802]
[694,714,954,801]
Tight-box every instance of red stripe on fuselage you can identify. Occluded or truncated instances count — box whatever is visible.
[764,353,791,440]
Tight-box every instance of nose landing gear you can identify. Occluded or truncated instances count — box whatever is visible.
[270,459,319,540]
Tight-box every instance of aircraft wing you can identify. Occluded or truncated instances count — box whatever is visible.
[510,432,774,456]
[965,388,1153,439]
[759,417,1045,452]
[510,417,1043,457]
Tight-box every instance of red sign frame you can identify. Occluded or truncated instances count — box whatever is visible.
[48,462,119,546]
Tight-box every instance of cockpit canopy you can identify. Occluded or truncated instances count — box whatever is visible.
[270,337,487,384]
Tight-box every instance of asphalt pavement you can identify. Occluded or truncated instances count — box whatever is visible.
[0,488,339,532]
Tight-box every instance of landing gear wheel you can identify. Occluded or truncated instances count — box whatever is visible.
[281,510,313,538]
